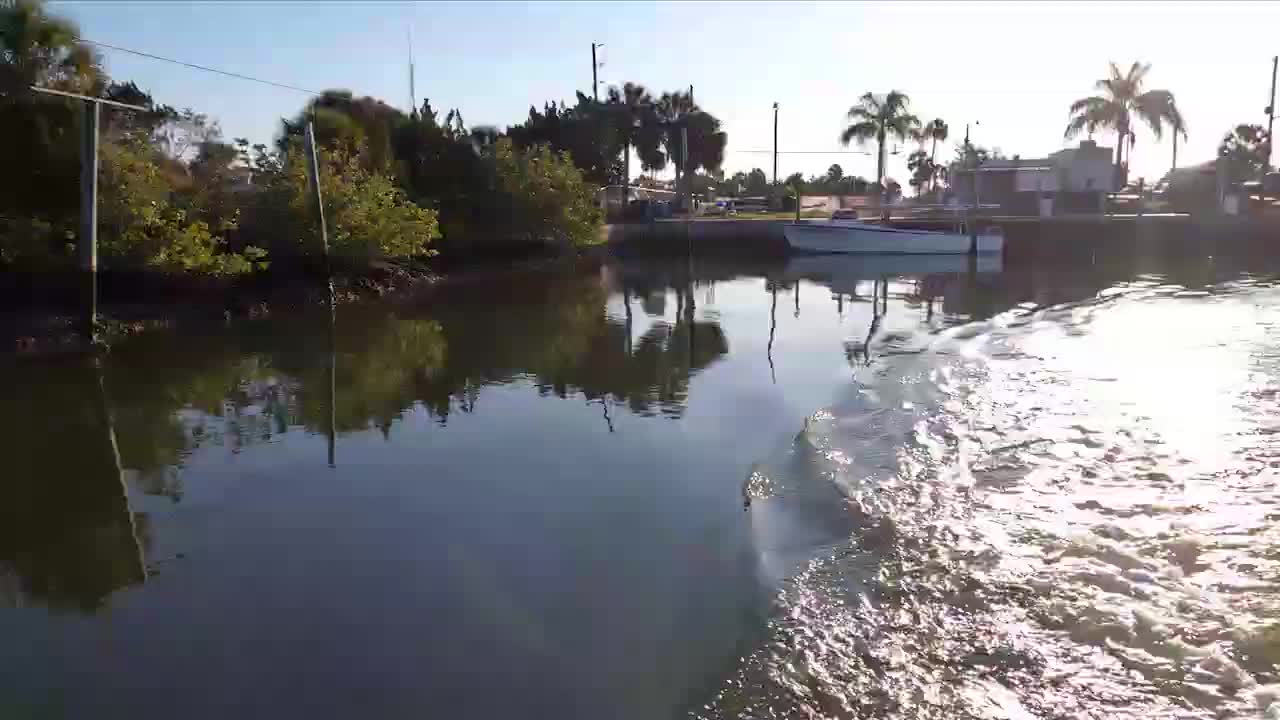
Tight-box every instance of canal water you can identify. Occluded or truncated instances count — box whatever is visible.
[4,249,1280,719]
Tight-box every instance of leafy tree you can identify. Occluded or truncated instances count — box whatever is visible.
[154,108,221,163]
[1218,124,1270,183]
[98,137,266,274]
[279,89,404,175]
[506,93,623,185]
[911,118,948,191]
[907,149,937,196]
[0,0,102,234]
[1065,61,1181,187]
[839,91,919,190]
[0,0,101,95]
[279,137,440,262]
[743,168,769,196]
[100,80,175,141]
[490,138,602,247]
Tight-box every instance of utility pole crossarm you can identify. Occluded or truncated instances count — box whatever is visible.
[29,85,151,112]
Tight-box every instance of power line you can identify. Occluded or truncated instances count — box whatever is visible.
[80,37,321,97]
[730,149,895,155]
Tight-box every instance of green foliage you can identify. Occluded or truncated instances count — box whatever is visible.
[507,94,624,185]
[491,138,604,247]
[8,6,698,275]
[98,139,266,275]
[273,138,440,262]
[1218,124,1271,183]
[907,149,939,195]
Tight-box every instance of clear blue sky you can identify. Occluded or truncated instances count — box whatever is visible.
[54,1,1280,186]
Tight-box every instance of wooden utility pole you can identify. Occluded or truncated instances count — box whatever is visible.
[592,43,600,102]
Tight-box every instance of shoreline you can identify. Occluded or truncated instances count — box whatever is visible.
[1,246,611,356]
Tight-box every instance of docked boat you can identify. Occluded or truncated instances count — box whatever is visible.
[783,218,1003,255]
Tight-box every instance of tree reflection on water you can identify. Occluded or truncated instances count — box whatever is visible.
[0,264,728,611]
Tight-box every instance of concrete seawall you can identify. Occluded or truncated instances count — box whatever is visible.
[602,219,788,256]
[604,216,1277,261]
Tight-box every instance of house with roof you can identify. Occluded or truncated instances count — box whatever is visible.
[951,140,1115,215]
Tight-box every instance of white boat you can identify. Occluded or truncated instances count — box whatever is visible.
[783,219,1003,255]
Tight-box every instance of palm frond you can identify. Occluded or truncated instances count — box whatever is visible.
[846,106,877,122]
[839,120,878,147]
[1134,89,1174,140]
[882,90,911,115]
[1069,96,1110,115]
[887,113,920,140]
[1127,61,1151,88]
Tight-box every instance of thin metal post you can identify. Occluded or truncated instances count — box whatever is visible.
[303,123,330,258]
[681,125,690,216]
[327,302,336,468]
[303,122,333,304]
[592,43,599,102]
[772,102,778,187]
[1268,55,1277,171]
[80,99,100,342]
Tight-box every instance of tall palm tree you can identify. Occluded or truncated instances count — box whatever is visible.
[606,82,661,190]
[1065,62,1180,187]
[839,91,919,190]
[911,118,948,192]
[656,89,696,190]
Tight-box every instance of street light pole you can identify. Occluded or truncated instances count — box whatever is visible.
[772,102,779,187]
[591,43,600,102]
[1267,55,1277,171]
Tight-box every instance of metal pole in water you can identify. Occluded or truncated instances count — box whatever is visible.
[303,122,333,299]
[304,121,336,466]
[327,307,336,468]
[80,99,99,343]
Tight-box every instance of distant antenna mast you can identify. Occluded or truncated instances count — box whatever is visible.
[407,26,416,115]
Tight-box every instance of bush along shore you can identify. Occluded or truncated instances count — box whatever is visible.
[2,2,736,352]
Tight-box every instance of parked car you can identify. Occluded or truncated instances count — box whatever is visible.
[703,200,737,217]
[831,208,859,220]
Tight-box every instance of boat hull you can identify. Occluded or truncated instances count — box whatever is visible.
[783,222,1003,255]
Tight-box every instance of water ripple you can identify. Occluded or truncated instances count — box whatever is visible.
[704,277,1280,719]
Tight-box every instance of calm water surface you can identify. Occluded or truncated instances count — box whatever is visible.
[5,250,1280,718]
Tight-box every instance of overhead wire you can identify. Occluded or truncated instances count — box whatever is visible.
[80,37,322,97]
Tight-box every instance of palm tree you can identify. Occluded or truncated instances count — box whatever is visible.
[839,91,919,191]
[1165,98,1187,173]
[911,118,948,192]
[606,82,661,190]
[1065,62,1180,187]
[656,89,696,190]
